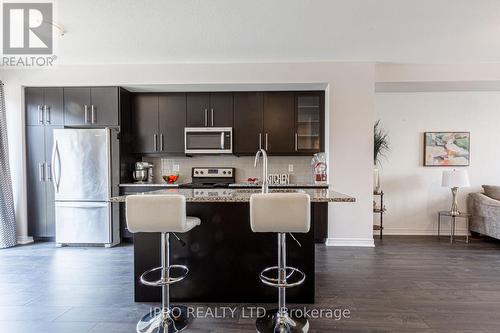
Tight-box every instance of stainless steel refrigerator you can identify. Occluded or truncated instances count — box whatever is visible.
[51,128,120,247]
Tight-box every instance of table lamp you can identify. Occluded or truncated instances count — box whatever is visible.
[441,170,470,216]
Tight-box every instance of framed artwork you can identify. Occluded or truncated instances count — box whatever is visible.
[424,132,470,166]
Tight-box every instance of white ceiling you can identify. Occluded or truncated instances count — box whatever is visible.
[53,0,500,64]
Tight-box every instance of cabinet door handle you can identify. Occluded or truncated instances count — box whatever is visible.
[153,134,158,152]
[160,134,164,151]
[39,163,45,182]
[91,105,96,124]
[38,105,43,124]
[258,133,262,150]
[46,163,52,181]
[84,105,89,123]
[265,133,269,151]
[204,109,208,126]
[295,132,298,151]
[44,105,51,124]
[211,108,214,127]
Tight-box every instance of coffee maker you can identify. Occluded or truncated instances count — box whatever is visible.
[133,162,154,183]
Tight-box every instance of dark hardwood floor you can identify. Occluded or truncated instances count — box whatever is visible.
[0,236,499,332]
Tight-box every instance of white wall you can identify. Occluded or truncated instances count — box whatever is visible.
[375,90,500,235]
[2,62,375,246]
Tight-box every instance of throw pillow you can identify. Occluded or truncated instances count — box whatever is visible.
[482,185,500,200]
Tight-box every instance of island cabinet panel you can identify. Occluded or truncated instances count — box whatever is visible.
[158,93,186,153]
[131,93,186,154]
[131,94,158,154]
[233,92,264,154]
[25,87,63,126]
[263,92,295,154]
[187,92,233,127]
[64,87,119,126]
[133,202,315,304]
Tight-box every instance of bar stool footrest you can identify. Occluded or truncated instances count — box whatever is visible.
[140,265,189,287]
[259,266,306,288]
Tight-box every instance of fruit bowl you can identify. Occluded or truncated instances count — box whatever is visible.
[162,174,179,184]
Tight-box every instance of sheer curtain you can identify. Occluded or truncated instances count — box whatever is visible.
[0,81,17,248]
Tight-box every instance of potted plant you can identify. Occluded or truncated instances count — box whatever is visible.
[374,120,389,193]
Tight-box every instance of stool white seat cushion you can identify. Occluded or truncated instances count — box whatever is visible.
[250,193,310,233]
[126,194,201,233]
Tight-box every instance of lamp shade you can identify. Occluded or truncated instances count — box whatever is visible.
[442,170,470,188]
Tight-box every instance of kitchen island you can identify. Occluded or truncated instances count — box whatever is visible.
[111,188,355,304]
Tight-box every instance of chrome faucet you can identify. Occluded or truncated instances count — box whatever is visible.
[254,148,269,193]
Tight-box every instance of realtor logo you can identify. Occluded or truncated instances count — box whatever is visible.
[3,2,53,54]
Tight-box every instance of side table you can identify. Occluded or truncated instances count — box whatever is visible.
[438,211,471,244]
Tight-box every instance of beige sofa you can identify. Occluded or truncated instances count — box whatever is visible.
[468,186,500,240]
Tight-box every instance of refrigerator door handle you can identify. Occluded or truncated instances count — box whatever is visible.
[52,140,61,192]
[39,163,45,182]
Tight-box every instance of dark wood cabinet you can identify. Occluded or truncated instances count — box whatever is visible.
[209,92,233,127]
[186,93,210,127]
[186,92,233,127]
[234,91,324,155]
[64,87,119,126]
[159,93,186,154]
[25,87,63,126]
[131,93,186,154]
[263,92,295,154]
[233,92,264,154]
[295,92,324,154]
[131,94,158,154]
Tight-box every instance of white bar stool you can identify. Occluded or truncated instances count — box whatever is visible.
[250,192,311,333]
[126,194,201,333]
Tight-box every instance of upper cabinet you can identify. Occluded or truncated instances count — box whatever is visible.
[159,93,187,154]
[130,93,186,154]
[295,93,324,153]
[263,92,295,154]
[25,87,63,126]
[64,87,119,126]
[234,91,324,155]
[233,92,264,154]
[186,92,233,127]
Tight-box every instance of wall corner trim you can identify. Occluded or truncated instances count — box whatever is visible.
[326,237,375,247]
[17,236,34,245]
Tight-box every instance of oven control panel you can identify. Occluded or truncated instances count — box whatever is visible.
[192,167,234,178]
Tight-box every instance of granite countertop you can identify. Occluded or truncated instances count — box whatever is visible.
[119,183,179,187]
[119,183,328,188]
[228,183,329,188]
[110,188,355,203]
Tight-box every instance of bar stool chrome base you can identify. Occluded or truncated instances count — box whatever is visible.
[256,309,309,333]
[137,305,190,333]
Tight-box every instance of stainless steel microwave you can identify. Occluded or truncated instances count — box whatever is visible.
[184,127,233,154]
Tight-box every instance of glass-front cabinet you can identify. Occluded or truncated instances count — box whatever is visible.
[295,93,324,153]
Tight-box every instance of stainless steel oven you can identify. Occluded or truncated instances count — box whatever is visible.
[184,127,233,154]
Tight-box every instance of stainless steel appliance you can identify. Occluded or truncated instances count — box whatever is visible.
[51,128,120,247]
[184,127,232,154]
[133,162,154,183]
[181,167,235,188]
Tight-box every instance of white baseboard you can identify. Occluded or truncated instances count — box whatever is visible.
[326,238,375,247]
[17,236,34,245]
[377,228,468,236]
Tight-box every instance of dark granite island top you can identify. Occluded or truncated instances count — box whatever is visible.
[112,188,355,304]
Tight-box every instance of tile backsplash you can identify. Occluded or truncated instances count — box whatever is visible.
[142,155,315,184]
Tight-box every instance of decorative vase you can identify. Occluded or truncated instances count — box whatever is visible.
[373,166,380,193]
